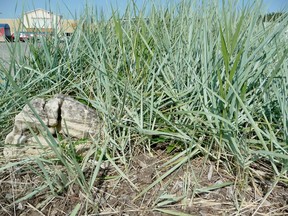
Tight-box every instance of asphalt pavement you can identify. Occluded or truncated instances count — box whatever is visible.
[0,42,29,71]
[0,42,12,61]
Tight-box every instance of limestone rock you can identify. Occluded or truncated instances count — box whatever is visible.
[27,135,57,146]
[5,98,48,145]
[45,97,62,127]
[60,96,100,139]
[4,95,102,158]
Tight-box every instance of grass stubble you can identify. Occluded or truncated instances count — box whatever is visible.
[0,0,288,215]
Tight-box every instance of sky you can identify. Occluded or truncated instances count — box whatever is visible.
[0,0,287,19]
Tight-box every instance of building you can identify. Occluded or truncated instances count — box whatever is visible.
[23,9,62,33]
[0,9,77,36]
[0,19,20,34]
[61,19,77,36]
[0,23,12,41]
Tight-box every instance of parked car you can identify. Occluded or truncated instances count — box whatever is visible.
[11,33,15,42]
[12,32,52,42]
[19,32,31,42]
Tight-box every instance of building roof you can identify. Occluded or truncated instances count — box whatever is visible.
[0,23,10,28]
[24,8,62,18]
[25,8,52,14]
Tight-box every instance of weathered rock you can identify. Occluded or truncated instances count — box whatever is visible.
[45,96,62,127]
[27,135,57,146]
[3,95,101,158]
[60,96,100,139]
[5,98,48,144]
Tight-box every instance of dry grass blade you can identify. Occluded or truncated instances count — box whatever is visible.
[154,208,196,216]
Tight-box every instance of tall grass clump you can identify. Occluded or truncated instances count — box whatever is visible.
[0,0,288,214]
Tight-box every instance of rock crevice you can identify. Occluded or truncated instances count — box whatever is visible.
[5,94,101,147]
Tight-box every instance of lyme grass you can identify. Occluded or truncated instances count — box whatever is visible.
[1,0,288,214]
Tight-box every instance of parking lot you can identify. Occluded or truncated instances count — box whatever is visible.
[0,42,29,69]
[0,42,12,61]
[0,42,30,81]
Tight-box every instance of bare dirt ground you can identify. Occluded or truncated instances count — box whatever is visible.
[1,149,288,216]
